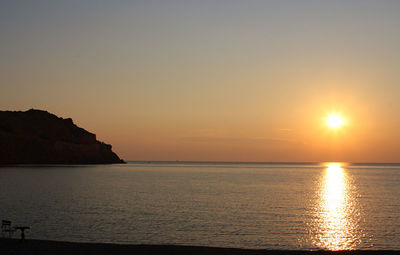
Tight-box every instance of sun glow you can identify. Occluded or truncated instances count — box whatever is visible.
[326,114,345,129]
[313,163,358,250]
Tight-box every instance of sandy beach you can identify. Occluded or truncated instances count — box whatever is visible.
[1,239,399,255]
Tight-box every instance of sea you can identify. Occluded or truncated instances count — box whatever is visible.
[1,162,399,250]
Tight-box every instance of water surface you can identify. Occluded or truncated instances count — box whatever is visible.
[0,162,399,250]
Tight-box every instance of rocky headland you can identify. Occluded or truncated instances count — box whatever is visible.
[0,109,124,164]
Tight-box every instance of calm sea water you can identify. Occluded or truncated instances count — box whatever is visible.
[1,162,400,250]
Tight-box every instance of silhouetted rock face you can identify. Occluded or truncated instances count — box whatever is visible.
[0,109,125,164]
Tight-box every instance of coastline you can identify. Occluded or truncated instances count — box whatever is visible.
[1,239,399,255]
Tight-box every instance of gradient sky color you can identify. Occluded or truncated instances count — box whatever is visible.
[1,1,400,162]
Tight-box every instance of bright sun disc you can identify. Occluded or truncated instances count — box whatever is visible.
[327,114,344,128]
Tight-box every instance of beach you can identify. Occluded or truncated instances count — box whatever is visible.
[2,239,400,255]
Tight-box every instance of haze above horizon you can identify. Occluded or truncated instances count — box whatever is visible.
[1,1,400,163]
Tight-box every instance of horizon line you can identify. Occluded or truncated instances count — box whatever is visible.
[126,160,400,165]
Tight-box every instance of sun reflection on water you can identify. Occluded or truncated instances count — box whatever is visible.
[314,163,357,250]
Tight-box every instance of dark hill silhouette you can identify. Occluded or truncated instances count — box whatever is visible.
[0,109,125,164]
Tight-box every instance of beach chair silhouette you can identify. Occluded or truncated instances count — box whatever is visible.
[1,220,14,238]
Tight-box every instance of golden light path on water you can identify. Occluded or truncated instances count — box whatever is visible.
[314,163,358,250]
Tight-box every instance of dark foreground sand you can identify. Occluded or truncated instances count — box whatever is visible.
[1,238,399,255]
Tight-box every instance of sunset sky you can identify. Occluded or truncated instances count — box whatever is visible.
[1,1,400,162]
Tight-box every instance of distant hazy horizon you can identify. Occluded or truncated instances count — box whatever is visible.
[126,160,400,165]
[2,1,400,163]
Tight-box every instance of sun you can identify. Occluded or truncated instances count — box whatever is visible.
[326,114,344,129]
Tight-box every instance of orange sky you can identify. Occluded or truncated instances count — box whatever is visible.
[1,1,400,162]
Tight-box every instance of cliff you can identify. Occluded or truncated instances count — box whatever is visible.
[0,109,125,164]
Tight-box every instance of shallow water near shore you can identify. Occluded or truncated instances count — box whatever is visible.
[1,162,399,250]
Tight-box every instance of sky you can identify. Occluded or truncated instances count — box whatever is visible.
[1,1,400,162]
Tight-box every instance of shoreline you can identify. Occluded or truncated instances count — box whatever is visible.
[1,239,399,255]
